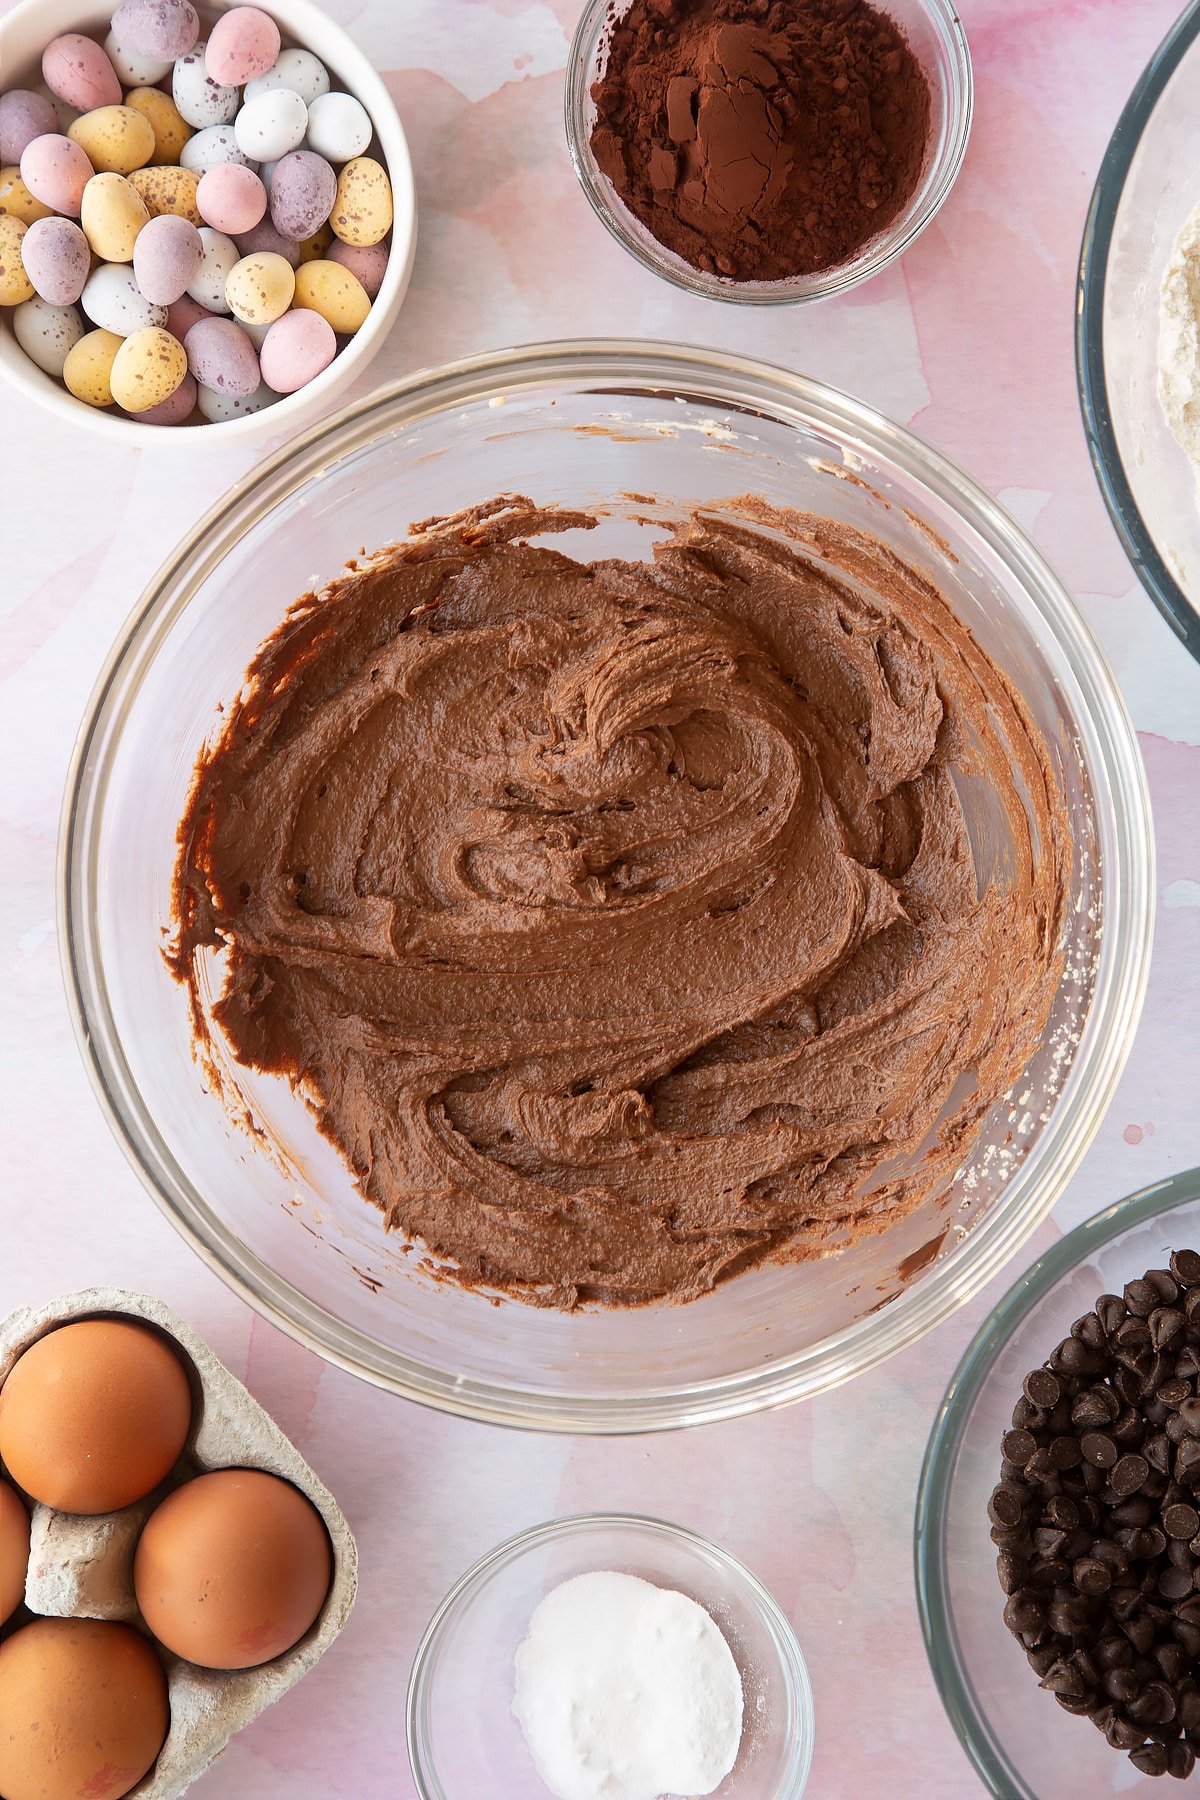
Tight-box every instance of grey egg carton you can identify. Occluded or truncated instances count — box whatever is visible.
[0,1288,357,1799]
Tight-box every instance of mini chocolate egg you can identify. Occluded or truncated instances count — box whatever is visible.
[82,262,166,334]
[172,45,239,131]
[180,122,255,173]
[184,313,260,396]
[197,162,266,235]
[330,156,393,247]
[63,325,123,404]
[234,213,300,267]
[245,47,330,107]
[42,35,122,114]
[103,29,172,88]
[305,92,373,165]
[235,88,308,164]
[128,162,201,223]
[225,249,293,325]
[123,87,192,166]
[207,7,281,87]
[0,166,54,227]
[269,148,335,242]
[0,1617,169,1800]
[0,90,58,166]
[294,258,369,334]
[166,291,210,338]
[196,376,275,420]
[0,1317,191,1510]
[110,324,187,412]
[133,212,203,303]
[69,105,156,176]
[134,1468,331,1669]
[259,305,335,392]
[20,133,94,217]
[0,215,34,305]
[21,215,90,304]
[13,295,85,375]
[80,172,151,263]
[138,368,197,423]
[327,237,389,299]
[186,224,238,310]
[0,1477,29,1625]
[112,0,200,62]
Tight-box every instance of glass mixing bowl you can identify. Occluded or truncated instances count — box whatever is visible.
[406,1514,814,1799]
[60,341,1153,1431]
[915,1167,1200,1798]
[1077,1,1200,664]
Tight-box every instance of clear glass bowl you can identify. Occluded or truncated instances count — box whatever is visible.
[1076,3,1200,664]
[406,1513,814,1799]
[915,1167,1200,1798]
[565,0,972,304]
[60,341,1153,1431]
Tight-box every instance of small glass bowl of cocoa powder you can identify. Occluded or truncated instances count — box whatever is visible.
[566,0,972,304]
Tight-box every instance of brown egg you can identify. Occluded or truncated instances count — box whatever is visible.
[134,1468,332,1669]
[0,1318,192,1513]
[0,1617,168,1800]
[0,1476,30,1624]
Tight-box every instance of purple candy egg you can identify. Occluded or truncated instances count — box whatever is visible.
[0,90,58,165]
[111,0,200,62]
[197,163,267,235]
[269,150,336,243]
[206,7,281,87]
[184,314,260,397]
[136,369,198,424]
[42,35,122,112]
[259,307,335,394]
[134,213,204,304]
[327,238,389,301]
[20,135,94,217]
[233,216,300,268]
[20,215,90,305]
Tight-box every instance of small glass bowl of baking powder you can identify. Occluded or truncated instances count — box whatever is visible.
[406,1512,814,1798]
[565,0,972,305]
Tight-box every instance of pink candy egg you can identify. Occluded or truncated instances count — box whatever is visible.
[134,213,204,303]
[233,215,300,267]
[42,35,122,113]
[184,314,260,397]
[20,134,94,217]
[269,150,335,243]
[136,369,197,423]
[166,292,210,338]
[197,163,266,235]
[20,215,90,305]
[327,238,389,301]
[111,0,200,62]
[0,90,58,165]
[206,8,281,87]
[259,307,335,393]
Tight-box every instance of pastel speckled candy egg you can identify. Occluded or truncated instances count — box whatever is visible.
[269,150,335,242]
[124,89,192,166]
[294,258,369,334]
[20,135,94,217]
[21,215,90,304]
[186,226,238,310]
[330,157,392,247]
[13,295,86,375]
[173,46,239,131]
[0,166,54,227]
[235,90,307,165]
[234,215,299,267]
[197,163,266,235]
[42,36,122,114]
[69,106,156,176]
[0,91,58,165]
[297,220,332,263]
[259,306,334,392]
[103,29,171,88]
[81,262,166,334]
[184,314,259,397]
[129,163,201,223]
[305,93,372,165]
[139,368,197,423]
[327,237,388,299]
[245,49,330,108]
[133,213,203,303]
[225,250,294,324]
[110,323,187,411]
[63,326,123,405]
[180,124,254,173]
[112,0,200,62]
[207,8,281,87]
[0,215,34,305]
[196,377,274,420]
[80,172,151,263]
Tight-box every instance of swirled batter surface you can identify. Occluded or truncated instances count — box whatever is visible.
[170,497,1068,1308]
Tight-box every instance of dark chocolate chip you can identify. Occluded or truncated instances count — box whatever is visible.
[1024,1367,1061,1408]
[1132,1741,1170,1776]
[1112,1453,1150,1497]
[1163,1502,1200,1540]
[1001,1427,1038,1468]
[1169,1248,1200,1286]
[1082,1431,1118,1469]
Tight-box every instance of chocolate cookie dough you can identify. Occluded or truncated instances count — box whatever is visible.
[170,497,1068,1309]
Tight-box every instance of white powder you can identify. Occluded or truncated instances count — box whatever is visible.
[512,1570,744,1800]
[1158,199,1200,507]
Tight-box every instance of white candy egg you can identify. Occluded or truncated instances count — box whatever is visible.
[180,125,256,173]
[234,89,307,163]
[185,225,238,311]
[103,29,172,87]
[13,294,85,374]
[81,262,168,334]
[243,49,330,108]
[304,93,372,164]
[196,377,276,421]
[173,45,239,130]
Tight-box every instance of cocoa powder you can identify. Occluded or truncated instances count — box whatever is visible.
[590,0,933,284]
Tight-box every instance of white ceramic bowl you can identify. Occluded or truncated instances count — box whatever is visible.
[0,0,416,447]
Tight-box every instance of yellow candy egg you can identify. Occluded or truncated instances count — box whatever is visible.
[123,89,192,166]
[110,325,187,413]
[225,251,294,325]
[128,165,201,225]
[297,222,332,264]
[63,328,123,406]
[329,157,392,248]
[294,259,370,335]
[69,105,156,176]
[0,215,34,305]
[0,166,53,227]
[81,173,150,263]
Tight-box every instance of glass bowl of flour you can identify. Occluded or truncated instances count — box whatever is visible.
[406,1513,814,1799]
[1077,2,1200,665]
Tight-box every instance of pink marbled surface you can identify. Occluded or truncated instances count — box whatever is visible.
[2,1,1199,1795]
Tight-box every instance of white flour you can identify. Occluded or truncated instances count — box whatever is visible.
[512,1570,744,1800]
[1158,199,1200,506]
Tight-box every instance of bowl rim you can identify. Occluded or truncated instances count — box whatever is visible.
[563,0,974,306]
[0,0,418,447]
[58,338,1155,1434]
[913,1164,1200,1798]
[404,1509,815,1800]
[1075,0,1200,665]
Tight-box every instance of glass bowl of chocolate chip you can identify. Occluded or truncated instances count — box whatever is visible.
[565,0,972,303]
[916,1168,1200,1796]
